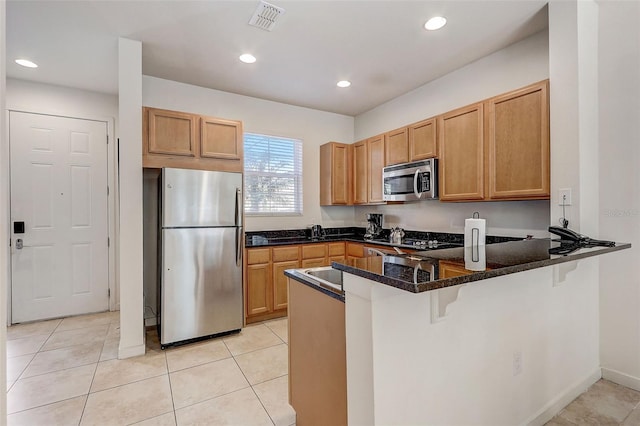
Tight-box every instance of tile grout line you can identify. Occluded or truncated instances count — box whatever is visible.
[227,342,276,426]
[77,357,100,425]
[163,347,180,425]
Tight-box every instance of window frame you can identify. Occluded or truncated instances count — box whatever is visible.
[243,132,304,217]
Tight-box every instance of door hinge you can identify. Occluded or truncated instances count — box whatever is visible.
[108,288,111,298]
[107,186,110,196]
[106,135,109,144]
[107,237,110,247]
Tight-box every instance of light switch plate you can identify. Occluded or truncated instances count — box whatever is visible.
[559,188,572,206]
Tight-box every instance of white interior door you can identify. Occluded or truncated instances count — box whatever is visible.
[10,111,109,323]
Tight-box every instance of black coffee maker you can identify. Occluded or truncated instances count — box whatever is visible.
[364,213,383,240]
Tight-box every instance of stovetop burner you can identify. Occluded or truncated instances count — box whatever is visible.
[403,238,463,250]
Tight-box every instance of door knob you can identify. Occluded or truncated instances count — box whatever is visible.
[16,239,23,250]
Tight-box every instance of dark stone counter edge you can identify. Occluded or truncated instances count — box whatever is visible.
[331,243,632,294]
[284,270,345,302]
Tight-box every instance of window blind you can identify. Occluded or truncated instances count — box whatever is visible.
[244,133,303,216]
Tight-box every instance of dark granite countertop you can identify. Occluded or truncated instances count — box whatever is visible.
[245,227,520,250]
[284,269,346,302]
[330,239,631,293]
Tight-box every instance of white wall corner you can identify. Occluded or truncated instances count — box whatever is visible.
[118,37,145,359]
[525,368,601,426]
[601,368,640,393]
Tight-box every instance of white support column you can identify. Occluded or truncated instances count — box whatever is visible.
[1,0,9,421]
[548,0,599,235]
[118,37,145,358]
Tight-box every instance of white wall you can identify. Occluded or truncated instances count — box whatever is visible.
[6,79,117,121]
[344,259,601,425]
[354,30,551,237]
[598,0,640,389]
[142,76,355,232]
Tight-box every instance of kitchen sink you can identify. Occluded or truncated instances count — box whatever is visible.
[300,266,343,294]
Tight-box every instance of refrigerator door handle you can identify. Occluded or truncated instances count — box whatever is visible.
[235,188,241,227]
[236,227,242,266]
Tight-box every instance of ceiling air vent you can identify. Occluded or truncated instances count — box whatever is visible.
[248,1,285,32]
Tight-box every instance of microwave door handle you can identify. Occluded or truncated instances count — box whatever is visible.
[413,169,422,199]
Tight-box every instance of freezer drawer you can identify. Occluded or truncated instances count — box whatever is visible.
[162,168,242,227]
[161,227,243,345]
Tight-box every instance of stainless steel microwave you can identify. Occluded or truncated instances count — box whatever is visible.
[383,159,438,201]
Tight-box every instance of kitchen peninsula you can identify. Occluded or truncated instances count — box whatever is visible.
[286,239,631,425]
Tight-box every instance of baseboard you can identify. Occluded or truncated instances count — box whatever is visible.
[601,367,640,392]
[118,343,146,359]
[524,368,601,426]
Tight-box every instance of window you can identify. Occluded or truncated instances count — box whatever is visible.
[244,133,303,216]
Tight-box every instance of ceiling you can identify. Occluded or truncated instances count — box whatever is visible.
[6,0,548,116]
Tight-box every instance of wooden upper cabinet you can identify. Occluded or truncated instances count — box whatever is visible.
[486,80,550,200]
[143,107,242,172]
[367,135,385,204]
[146,108,196,157]
[352,141,368,205]
[384,127,409,166]
[438,103,485,202]
[200,116,242,160]
[320,142,350,206]
[409,117,437,161]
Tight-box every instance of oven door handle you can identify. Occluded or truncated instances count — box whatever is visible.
[413,169,422,199]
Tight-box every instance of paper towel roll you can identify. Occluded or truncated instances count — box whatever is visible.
[464,214,486,248]
[465,245,486,271]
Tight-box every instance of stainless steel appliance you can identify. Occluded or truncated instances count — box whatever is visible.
[310,224,325,239]
[383,159,438,201]
[364,213,383,240]
[158,167,243,347]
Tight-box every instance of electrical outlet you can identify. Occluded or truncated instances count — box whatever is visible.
[559,188,572,206]
[513,351,523,376]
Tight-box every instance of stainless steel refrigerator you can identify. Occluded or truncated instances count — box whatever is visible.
[158,167,243,347]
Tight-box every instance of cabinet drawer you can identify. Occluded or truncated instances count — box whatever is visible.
[301,258,328,268]
[327,242,345,256]
[246,248,270,265]
[346,243,364,257]
[302,244,327,259]
[272,246,300,262]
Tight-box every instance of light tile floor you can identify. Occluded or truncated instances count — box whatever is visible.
[6,312,295,426]
[546,379,640,425]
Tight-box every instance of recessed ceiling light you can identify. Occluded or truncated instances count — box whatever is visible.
[15,59,38,68]
[239,53,257,64]
[337,80,351,88]
[424,16,447,31]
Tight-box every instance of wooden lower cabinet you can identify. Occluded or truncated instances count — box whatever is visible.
[245,263,272,317]
[288,278,347,426]
[346,241,365,261]
[244,241,345,323]
[273,260,299,311]
[245,246,298,324]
